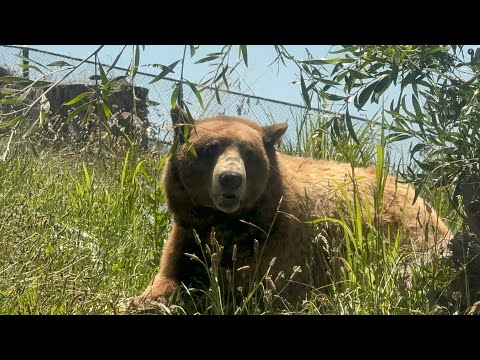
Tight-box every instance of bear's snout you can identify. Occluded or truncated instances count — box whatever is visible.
[211,147,247,213]
[219,171,243,191]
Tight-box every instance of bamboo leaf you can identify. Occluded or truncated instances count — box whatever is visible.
[300,57,356,65]
[65,101,94,123]
[195,55,221,64]
[47,60,72,67]
[16,63,45,75]
[128,45,141,78]
[214,66,229,83]
[102,100,111,120]
[355,81,377,109]
[14,54,50,71]
[170,84,180,108]
[107,46,127,73]
[98,61,108,85]
[345,107,359,144]
[215,86,222,104]
[149,60,182,84]
[187,81,204,110]
[0,115,22,130]
[0,76,32,84]
[300,74,311,108]
[412,94,423,119]
[372,75,391,103]
[189,45,199,58]
[64,92,94,106]
[240,45,248,67]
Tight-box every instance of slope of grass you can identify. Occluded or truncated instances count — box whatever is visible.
[0,145,170,314]
[0,117,464,314]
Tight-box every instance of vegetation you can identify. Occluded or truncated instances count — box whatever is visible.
[1,45,479,314]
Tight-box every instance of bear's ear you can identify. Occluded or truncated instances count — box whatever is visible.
[262,123,288,145]
[171,105,195,144]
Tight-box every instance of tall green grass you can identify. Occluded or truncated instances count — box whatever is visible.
[0,114,464,314]
[0,143,170,314]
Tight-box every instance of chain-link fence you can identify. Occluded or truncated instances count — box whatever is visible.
[1,45,406,158]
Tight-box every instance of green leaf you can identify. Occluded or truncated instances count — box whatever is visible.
[0,87,18,95]
[184,136,197,158]
[31,80,51,88]
[412,94,423,119]
[214,66,229,83]
[222,73,229,90]
[22,116,41,138]
[102,99,111,120]
[330,46,359,54]
[387,133,411,142]
[133,45,141,78]
[189,45,198,58]
[206,52,224,57]
[239,45,248,67]
[300,74,311,108]
[317,78,340,86]
[332,116,341,138]
[146,99,161,107]
[82,163,92,189]
[372,75,391,103]
[355,81,377,109]
[107,45,127,73]
[300,57,356,65]
[187,81,204,110]
[14,54,50,71]
[65,101,94,123]
[345,107,359,144]
[39,95,50,126]
[321,91,345,101]
[194,55,221,64]
[410,143,427,156]
[47,60,72,67]
[424,46,449,55]
[120,150,130,189]
[412,185,422,205]
[39,109,47,126]
[0,115,22,130]
[170,84,180,108]
[15,88,31,105]
[132,160,147,185]
[400,95,416,118]
[149,60,182,84]
[0,76,32,84]
[413,158,434,171]
[98,61,108,86]
[16,63,45,75]
[214,86,222,105]
[64,92,94,106]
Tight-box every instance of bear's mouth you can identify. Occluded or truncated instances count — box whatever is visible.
[216,193,240,213]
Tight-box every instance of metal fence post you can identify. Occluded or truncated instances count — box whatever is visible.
[22,46,29,79]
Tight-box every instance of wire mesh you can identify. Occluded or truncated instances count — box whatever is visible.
[0,45,409,161]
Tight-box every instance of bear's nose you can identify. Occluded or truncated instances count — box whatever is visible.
[219,171,243,190]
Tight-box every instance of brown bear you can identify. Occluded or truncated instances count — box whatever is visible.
[133,106,451,308]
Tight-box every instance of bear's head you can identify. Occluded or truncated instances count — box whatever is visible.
[169,105,288,214]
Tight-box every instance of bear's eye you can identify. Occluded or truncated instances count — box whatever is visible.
[242,147,258,161]
[199,142,220,158]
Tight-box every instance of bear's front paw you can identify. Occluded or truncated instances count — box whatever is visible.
[128,279,179,314]
[128,293,169,314]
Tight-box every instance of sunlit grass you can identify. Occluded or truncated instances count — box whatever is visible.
[0,115,466,314]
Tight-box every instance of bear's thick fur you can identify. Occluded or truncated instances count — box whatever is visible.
[134,106,451,306]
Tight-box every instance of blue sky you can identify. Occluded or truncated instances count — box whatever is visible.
[21,44,480,116]
[19,45,480,164]
[30,45,333,106]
